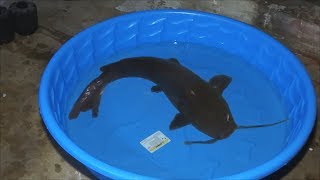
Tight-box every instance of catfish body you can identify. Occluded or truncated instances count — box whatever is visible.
[69,57,237,141]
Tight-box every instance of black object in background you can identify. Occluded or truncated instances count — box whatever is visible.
[9,1,38,36]
[0,6,14,44]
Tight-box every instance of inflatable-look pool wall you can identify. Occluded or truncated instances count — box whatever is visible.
[39,9,316,179]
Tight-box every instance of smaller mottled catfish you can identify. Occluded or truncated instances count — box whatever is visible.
[69,57,287,144]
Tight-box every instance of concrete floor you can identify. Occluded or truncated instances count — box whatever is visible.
[0,0,319,179]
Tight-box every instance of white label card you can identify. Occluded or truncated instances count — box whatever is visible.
[140,131,171,153]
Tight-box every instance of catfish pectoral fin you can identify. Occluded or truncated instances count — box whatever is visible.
[169,113,190,130]
[151,85,162,93]
[184,139,218,145]
[209,75,232,94]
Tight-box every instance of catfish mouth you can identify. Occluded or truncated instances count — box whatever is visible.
[216,122,237,139]
[185,120,237,145]
[192,120,237,140]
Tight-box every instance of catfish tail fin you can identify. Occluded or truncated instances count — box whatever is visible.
[69,76,106,119]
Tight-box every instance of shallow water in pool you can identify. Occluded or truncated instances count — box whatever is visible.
[65,42,288,178]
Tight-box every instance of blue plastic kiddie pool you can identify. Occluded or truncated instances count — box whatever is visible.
[39,9,316,179]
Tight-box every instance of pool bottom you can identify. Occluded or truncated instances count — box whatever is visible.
[65,42,288,178]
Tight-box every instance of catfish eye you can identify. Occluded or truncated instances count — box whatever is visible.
[190,90,196,96]
[226,114,230,122]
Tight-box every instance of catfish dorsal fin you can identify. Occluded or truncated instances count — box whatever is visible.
[209,75,232,94]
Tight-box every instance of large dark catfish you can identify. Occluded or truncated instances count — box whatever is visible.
[69,57,286,144]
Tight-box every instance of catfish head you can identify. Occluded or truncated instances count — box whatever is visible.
[181,75,287,145]
[185,75,237,140]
